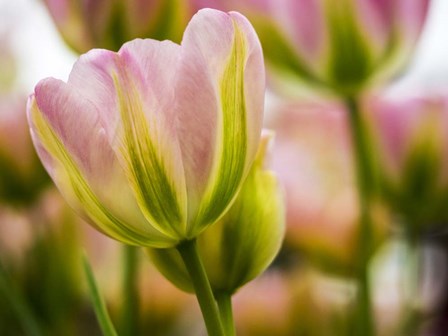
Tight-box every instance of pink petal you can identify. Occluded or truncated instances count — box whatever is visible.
[29,78,172,246]
[174,9,264,228]
[68,39,188,236]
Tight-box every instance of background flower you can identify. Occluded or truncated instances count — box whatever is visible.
[369,94,448,234]
[269,100,388,274]
[221,0,430,96]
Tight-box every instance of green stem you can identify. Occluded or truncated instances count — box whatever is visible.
[216,291,236,336]
[120,245,140,336]
[0,261,42,336]
[82,254,118,336]
[400,238,423,335]
[345,96,375,336]
[177,239,225,336]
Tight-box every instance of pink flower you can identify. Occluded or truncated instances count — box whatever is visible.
[369,94,448,230]
[44,0,195,52]
[28,9,265,248]
[269,100,388,272]
[219,0,430,95]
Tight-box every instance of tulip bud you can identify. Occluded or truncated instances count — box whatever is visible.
[27,9,265,248]
[370,95,448,235]
[220,0,430,96]
[148,132,285,294]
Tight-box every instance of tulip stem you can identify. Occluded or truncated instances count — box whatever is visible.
[177,239,225,336]
[216,291,236,336]
[345,96,375,336]
[120,245,140,336]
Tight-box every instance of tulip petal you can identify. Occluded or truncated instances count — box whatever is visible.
[66,42,188,239]
[175,9,264,234]
[28,79,176,247]
[114,41,188,238]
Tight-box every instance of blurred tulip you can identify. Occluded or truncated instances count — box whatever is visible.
[369,94,448,235]
[28,9,264,248]
[43,0,191,52]
[0,95,49,206]
[221,0,429,96]
[43,0,249,54]
[270,101,388,274]
[149,132,285,294]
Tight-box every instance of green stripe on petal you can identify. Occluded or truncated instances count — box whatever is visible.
[192,20,248,234]
[30,102,175,248]
[112,72,186,239]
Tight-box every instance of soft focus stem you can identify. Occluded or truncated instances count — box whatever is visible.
[345,96,375,336]
[400,236,423,335]
[216,291,236,336]
[0,260,42,336]
[120,245,140,336]
[177,239,225,336]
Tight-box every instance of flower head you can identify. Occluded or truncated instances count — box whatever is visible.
[269,101,388,273]
[28,9,265,248]
[44,0,192,52]
[221,0,430,96]
[370,94,448,233]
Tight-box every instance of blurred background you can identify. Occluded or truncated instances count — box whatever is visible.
[1,0,448,335]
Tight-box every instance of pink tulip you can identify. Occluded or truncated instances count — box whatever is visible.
[269,100,388,272]
[219,0,430,95]
[369,94,448,230]
[44,0,191,52]
[27,9,265,248]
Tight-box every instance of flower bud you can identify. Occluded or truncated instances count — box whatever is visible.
[148,132,285,293]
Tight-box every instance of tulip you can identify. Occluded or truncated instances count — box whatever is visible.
[149,132,285,294]
[222,0,430,96]
[42,0,234,54]
[269,101,388,274]
[369,94,448,235]
[43,0,190,53]
[27,9,264,249]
